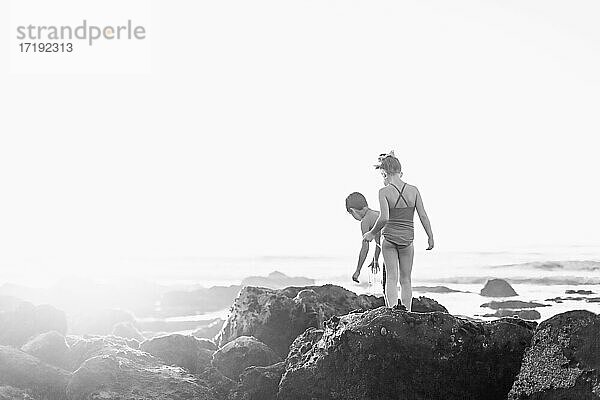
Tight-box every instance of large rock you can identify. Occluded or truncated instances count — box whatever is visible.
[481,278,518,297]
[508,310,600,399]
[216,285,445,357]
[229,361,285,400]
[212,336,281,380]
[0,345,70,400]
[140,333,216,374]
[67,335,140,371]
[65,344,214,400]
[0,298,67,347]
[278,307,535,400]
[21,330,70,369]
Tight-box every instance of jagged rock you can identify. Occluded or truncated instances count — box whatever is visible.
[140,334,216,374]
[21,331,70,369]
[0,345,70,400]
[0,386,38,400]
[67,335,140,371]
[216,285,445,357]
[0,298,67,347]
[111,321,145,341]
[483,309,541,320]
[278,307,535,400]
[229,361,285,400]
[68,308,135,335]
[508,310,600,399]
[481,300,549,310]
[193,319,225,340]
[411,296,448,313]
[481,278,518,297]
[65,343,214,400]
[212,336,281,380]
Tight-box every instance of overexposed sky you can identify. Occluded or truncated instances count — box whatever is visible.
[1,0,599,275]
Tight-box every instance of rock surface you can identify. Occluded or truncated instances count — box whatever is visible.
[216,285,446,356]
[0,386,38,400]
[278,307,535,400]
[229,361,285,400]
[0,298,67,347]
[21,331,70,369]
[140,333,216,374]
[508,310,600,399]
[0,345,70,400]
[66,344,214,400]
[212,336,281,380]
[481,278,518,297]
[67,335,140,371]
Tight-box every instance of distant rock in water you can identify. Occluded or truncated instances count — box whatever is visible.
[140,334,216,375]
[480,279,518,297]
[482,309,541,320]
[212,336,281,380]
[508,310,600,399]
[278,308,535,400]
[481,300,550,310]
[160,285,241,316]
[566,289,595,295]
[20,331,70,370]
[241,271,315,289]
[413,286,463,294]
[0,297,67,347]
[216,284,447,357]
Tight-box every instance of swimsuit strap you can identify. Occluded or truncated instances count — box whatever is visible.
[390,183,408,207]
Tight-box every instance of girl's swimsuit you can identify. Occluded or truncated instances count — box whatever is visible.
[382,183,416,248]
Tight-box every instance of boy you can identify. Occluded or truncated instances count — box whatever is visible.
[345,192,385,290]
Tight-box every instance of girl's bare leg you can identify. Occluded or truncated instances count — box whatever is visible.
[398,244,414,311]
[382,239,399,307]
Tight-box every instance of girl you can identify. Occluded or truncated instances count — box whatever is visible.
[363,151,434,310]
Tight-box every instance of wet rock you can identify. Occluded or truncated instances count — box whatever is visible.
[212,336,281,380]
[278,307,534,400]
[481,278,518,297]
[508,310,600,399]
[111,321,145,341]
[216,285,445,357]
[229,361,285,400]
[21,331,70,369]
[481,300,550,310]
[197,367,236,400]
[0,345,70,400]
[411,296,448,313]
[140,333,216,374]
[482,309,541,320]
[66,344,214,400]
[0,299,67,347]
[0,386,38,400]
[566,289,595,295]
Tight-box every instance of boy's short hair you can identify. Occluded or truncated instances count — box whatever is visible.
[345,192,368,213]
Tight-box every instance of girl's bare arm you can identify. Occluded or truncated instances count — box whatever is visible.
[368,188,390,236]
[415,188,434,249]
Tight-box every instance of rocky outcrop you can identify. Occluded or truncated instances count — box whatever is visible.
[212,336,281,380]
[112,321,145,341]
[140,333,216,374]
[216,285,446,357]
[0,298,67,347]
[21,331,70,370]
[508,310,600,399]
[278,307,535,400]
[0,345,70,400]
[229,361,285,400]
[481,278,518,297]
[66,344,214,400]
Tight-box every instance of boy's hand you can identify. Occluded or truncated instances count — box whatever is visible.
[363,232,375,242]
[368,260,380,274]
[427,236,434,250]
[352,270,360,283]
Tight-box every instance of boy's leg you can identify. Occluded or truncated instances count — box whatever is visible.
[397,244,415,311]
[381,239,399,307]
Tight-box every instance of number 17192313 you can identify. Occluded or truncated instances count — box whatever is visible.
[19,43,73,53]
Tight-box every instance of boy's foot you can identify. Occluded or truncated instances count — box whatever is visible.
[393,304,407,311]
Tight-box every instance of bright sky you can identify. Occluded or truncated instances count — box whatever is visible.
[1,0,599,276]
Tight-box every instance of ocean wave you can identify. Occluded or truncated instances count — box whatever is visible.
[491,260,600,271]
